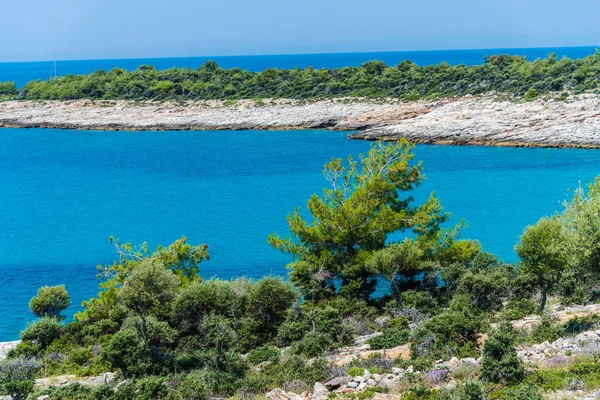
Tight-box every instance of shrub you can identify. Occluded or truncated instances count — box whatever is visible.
[179,371,209,400]
[246,345,280,365]
[563,314,600,335]
[481,322,524,384]
[501,384,543,400]
[501,297,537,320]
[411,311,483,360]
[102,328,146,379]
[247,277,298,344]
[524,314,563,344]
[292,332,333,357]
[20,317,63,349]
[438,380,483,400]
[524,88,538,101]
[347,367,367,377]
[29,285,70,320]
[0,358,42,400]
[368,327,410,350]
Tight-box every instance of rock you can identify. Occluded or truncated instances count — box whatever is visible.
[375,316,390,329]
[448,357,461,370]
[324,376,352,390]
[353,332,383,346]
[372,374,383,382]
[313,382,328,398]
[0,341,20,360]
[392,367,404,375]
[357,381,367,391]
[266,388,304,400]
[367,379,376,386]
[353,375,365,383]
[37,396,50,400]
[350,96,600,149]
[363,370,371,380]
[348,382,359,388]
[461,357,479,366]
[103,372,116,384]
[406,365,414,373]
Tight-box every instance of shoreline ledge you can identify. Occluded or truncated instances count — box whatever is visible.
[1,95,600,148]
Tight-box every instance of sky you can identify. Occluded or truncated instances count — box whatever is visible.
[1,0,599,62]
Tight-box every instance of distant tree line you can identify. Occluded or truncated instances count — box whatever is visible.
[1,52,600,102]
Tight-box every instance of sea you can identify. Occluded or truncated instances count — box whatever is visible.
[0,46,599,339]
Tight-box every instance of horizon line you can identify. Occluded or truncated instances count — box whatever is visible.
[0,44,598,65]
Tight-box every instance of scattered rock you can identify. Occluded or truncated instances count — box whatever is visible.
[324,376,352,390]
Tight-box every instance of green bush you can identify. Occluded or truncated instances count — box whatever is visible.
[368,327,410,350]
[524,88,538,101]
[292,332,333,357]
[501,297,537,320]
[411,311,483,360]
[523,314,563,344]
[102,328,146,379]
[481,322,524,384]
[438,380,484,400]
[246,345,280,365]
[347,367,367,377]
[563,314,600,335]
[29,285,71,320]
[0,358,41,400]
[20,317,64,349]
[500,384,543,400]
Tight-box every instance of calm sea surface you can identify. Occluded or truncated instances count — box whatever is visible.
[1,128,599,339]
[0,46,597,88]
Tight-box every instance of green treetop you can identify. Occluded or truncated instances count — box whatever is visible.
[269,140,449,301]
[29,285,70,320]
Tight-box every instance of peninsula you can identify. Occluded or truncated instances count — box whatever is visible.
[2,52,600,148]
[1,95,600,148]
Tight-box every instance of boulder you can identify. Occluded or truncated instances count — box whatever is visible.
[448,357,461,370]
[324,376,352,390]
[313,382,328,398]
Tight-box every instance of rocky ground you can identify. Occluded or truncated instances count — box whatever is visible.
[351,94,600,148]
[266,303,600,400]
[3,301,600,399]
[0,98,430,132]
[1,95,600,148]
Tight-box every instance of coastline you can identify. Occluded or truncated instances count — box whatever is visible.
[1,95,600,148]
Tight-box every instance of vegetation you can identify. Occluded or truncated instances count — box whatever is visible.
[2,52,600,101]
[7,141,600,399]
[29,285,71,320]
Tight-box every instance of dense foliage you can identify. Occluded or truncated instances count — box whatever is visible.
[6,142,600,399]
[2,52,600,101]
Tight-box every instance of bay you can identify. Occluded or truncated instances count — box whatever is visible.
[0,128,599,340]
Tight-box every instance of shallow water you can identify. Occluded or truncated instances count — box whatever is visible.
[1,128,599,339]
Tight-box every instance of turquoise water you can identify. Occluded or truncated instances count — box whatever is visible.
[1,128,599,339]
[0,46,597,88]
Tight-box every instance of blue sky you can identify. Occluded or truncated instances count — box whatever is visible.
[1,0,599,61]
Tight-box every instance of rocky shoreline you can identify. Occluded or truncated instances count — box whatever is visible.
[1,95,600,148]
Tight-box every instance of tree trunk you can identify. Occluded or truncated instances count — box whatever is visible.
[539,286,549,313]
